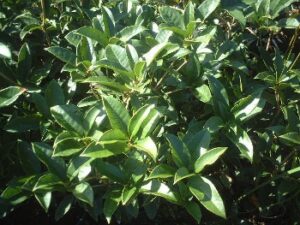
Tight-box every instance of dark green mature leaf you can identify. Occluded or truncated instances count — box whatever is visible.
[185,129,211,160]
[194,147,227,173]
[135,137,158,161]
[82,76,130,93]
[0,86,25,108]
[278,132,300,145]
[53,138,84,157]
[232,89,266,122]
[174,167,193,184]
[102,6,115,37]
[103,96,130,135]
[73,182,94,206]
[105,44,132,71]
[188,176,226,218]
[159,6,185,29]
[147,164,176,180]
[166,134,191,168]
[117,25,147,42]
[81,143,121,158]
[17,140,41,174]
[55,196,73,221]
[185,201,202,224]
[141,180,180,204]
[143,42,168,66]
[197,0,220,20]
[34,192,52,213]
[17,43,31,81]
[129,104,155,138]
[51,104,88,137]
[4,116,40,133]
[226,125,253,162]
[76,26,109,46]
[33,173,63,191]
[46,47,76,66]
[45,80,65,107]
[103,192,120,224]
[32,143,66,180]
[95,160,127,184]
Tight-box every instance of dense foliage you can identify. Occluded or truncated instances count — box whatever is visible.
[0,0,300,224]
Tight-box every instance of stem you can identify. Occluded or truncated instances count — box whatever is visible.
[40,0,51,46]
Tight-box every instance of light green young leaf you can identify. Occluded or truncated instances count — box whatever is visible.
[159,6,185,29]
[0,43,11,58]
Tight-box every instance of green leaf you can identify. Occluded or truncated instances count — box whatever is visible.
[31,93,51,117]
[174,167,194,184]
[55,195,73,221]
[232,89,266,122]
[159,6,185,29]
[226,125,253,162]
[73,182,94,206]
[50,104,88,137]
[197,0,220,20]
[0,43,11,58]
[194,147,227,173]
[135,137,158,161]
[34,192,52,213]
[195,84,212,103]
[185,201,202,224]
[103,96,130,135]
[53,138,84,157]
[166,134,191,168]
[32,142,66,180]
[45,80,65,107]
[0,86,24,108]
[143,42,168,66]
[46,46,76,66]
[188,176,226,218]
[129,104,155,138]
[117,25,146,42]
[141,180,180,204]
[146,164,176,180]
[278,132,300,145]
[76,26,108,46]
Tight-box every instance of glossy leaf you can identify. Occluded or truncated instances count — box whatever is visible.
[0,86,24,108]
[73,182,94,206]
